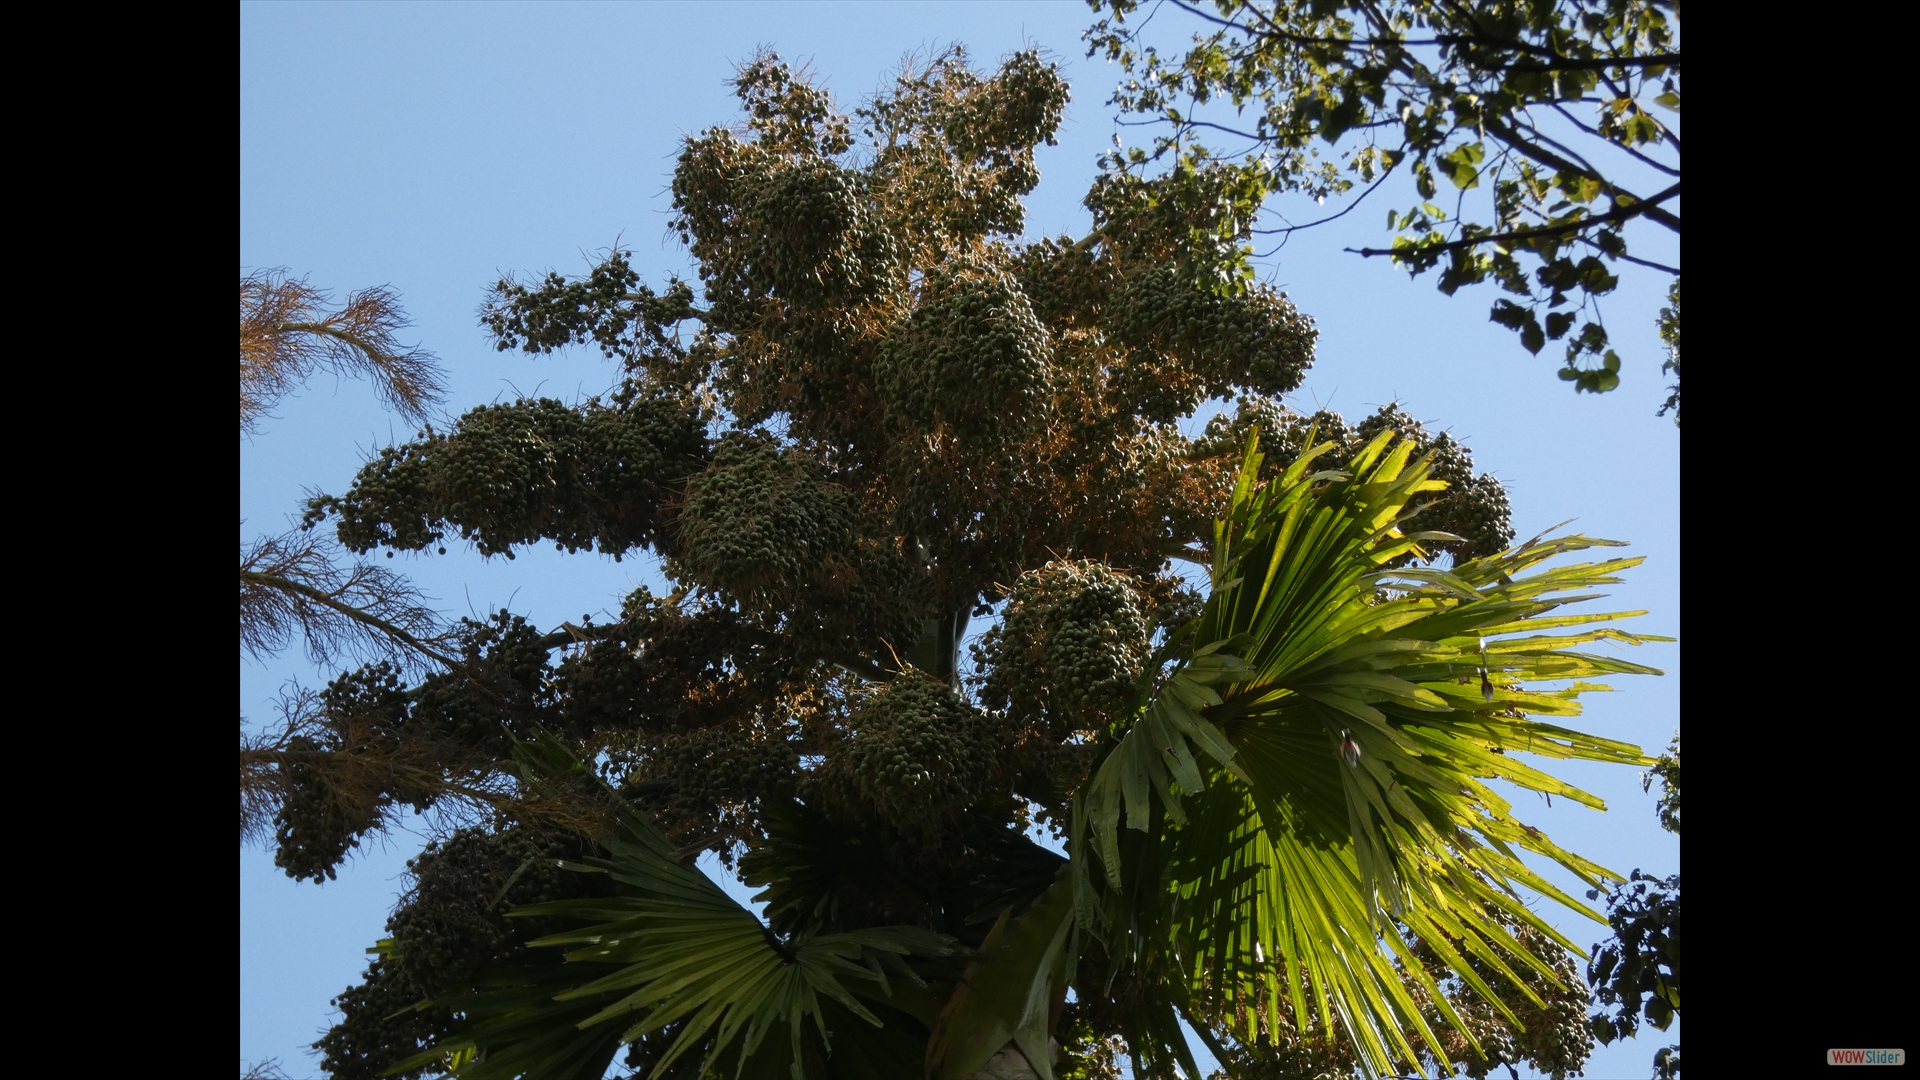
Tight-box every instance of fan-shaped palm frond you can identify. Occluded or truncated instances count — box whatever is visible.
[1073,429,1666,1076]
[405,734,962,1080]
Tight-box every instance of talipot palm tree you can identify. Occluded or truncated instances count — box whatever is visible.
[278,50,1661,1080]
[404,428,1663,1080]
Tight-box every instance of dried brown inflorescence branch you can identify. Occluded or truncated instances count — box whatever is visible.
[240,268,446,433]
[240,527,453,675]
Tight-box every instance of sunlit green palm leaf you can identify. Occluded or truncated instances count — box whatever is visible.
[925,870,1077,1080]
[1076,429,1667,1076]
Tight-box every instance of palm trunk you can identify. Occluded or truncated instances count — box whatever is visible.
[903,607,971,686]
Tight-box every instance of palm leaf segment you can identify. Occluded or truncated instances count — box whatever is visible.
[1074,430,1667,1076]
[411,738,959,1080]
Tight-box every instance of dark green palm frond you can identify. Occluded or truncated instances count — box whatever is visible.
[741,797,1064,942]
[413,735,962,1080]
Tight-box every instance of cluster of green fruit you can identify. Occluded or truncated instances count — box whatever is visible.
[309,956,451,1080]
[272,664,421,883]
[557,590,798,739]
[1507,946,1598,1080]
[630,719,803,846]
[315,826,605,1080]
[306,391,708,559]
[271,733,377,884]
[409,611,558,746]
[388,828,582,994]
[838,671,1006,838]
[1013,236,1107,330]
[273,616,557,883]
[975,559,1158,738]
[1082,155,1274,289]
[673,432,863,604]
[876,259,1054,446]
[675,133,898,317]
[1107,267,1316,423]
[860,46,1067,247]
[671,432,919,643]
[1355,404,1514,561]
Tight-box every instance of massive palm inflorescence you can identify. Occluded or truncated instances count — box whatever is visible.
[274,48,1662,1080]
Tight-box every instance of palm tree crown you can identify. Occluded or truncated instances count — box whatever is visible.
[419,430,1664,1080]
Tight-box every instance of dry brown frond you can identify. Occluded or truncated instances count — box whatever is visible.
[241,527,453,674]
[240,268,446,433]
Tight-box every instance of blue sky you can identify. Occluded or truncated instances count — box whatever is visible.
[240,4,1679,1077]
